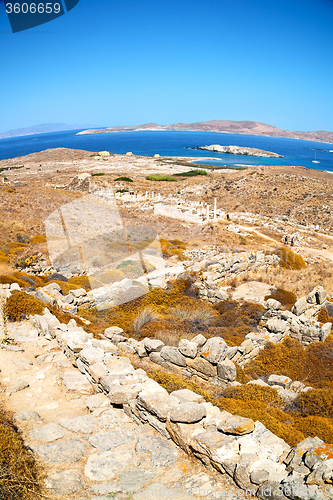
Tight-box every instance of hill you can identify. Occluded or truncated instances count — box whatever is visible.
[78,119,333,143]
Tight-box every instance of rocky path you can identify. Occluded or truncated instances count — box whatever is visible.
[232,223,333,262]
[0,320,244,500]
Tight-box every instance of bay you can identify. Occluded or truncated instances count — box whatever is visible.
[0,129,332,172]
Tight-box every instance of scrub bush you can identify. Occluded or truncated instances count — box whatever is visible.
[4,292,45,320]
[265,288,297,310]
[0,406,44,500]
[274,247,306,270]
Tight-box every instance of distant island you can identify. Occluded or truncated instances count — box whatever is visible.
[192,144,283,158]
[0,123,96,140]
[77,120,333,144]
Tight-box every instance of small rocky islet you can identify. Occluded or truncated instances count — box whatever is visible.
[192,144,284,158]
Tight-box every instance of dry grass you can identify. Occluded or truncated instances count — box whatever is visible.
[133,306,159,334]
[169,306,216,325]
[0,405,44,500]
[228,260,333,298]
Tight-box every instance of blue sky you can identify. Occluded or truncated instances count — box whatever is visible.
[1,0,333,132]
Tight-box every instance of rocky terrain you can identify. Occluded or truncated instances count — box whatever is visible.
[77,120,333,144]
[1,147,333,499]
[193,145,283,158]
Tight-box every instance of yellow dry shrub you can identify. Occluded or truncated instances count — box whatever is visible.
[245,336,333,390]
[293,416,333,445]
[265,288,297,310]
[0,251,9,264]
[12,272,48,287]
[98,269,125,284]
[0,406,44,500]
[4,292,45,320]
[160,238,187,259]
[29,235,47,244]
[67,276,93,290]
[222,384,284,406]
[274,247,306,270]
[296,388,333,418]
[318,307,333,324]
[2,242,28,252]
[0,275,28,288]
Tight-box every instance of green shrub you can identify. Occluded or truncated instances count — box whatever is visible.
[146,174,176,181]
[295,388,333,418]
[133,306,159,334]
[174,169,207,177]
[91,172,105,176]
[114,176,133,182]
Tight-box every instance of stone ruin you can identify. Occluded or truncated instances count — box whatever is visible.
[27,308,333,499]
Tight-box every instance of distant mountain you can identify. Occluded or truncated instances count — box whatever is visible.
[0,123,96,139]
[77,120,333,144]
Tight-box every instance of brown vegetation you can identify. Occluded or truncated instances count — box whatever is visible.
[0,406,43,500]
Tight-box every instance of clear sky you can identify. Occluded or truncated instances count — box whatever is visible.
[1,0,333,132]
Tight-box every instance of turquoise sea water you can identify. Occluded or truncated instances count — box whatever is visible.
[0,129,333,172]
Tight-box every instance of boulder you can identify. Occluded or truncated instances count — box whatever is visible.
[170,402,207,423]
[80,346,105,365]
[218,415,255,435]
[13,411,43,423]
[200,337,227,364]
[104,326,125,339]
[178,339,197,358]
[186,357,217,377]
[170,389,205,404]
[70,288,86,298]
[47,273,68,282]
[265,318,288,334]
[61,370,93,394]
[143,338,165,353]
[320,322,332,341]
[191,334,207,348]
[29,423,65,443]
[137,393,180,421]
[61,415,95,434]
[316,286,327,305]
[267,374,292,388]
[217,358,237,382]
[292,297,307,316]
[160,346,186,367]
[256,481,289,500]
[103,355,134,375]
[215,289,229,301]
[266,298,282,310]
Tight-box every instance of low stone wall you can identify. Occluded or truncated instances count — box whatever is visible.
[29,309,333,499]
[261,286,332,346]
[183,250,280,304]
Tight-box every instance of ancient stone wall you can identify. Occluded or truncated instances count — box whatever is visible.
[28,309,333,498]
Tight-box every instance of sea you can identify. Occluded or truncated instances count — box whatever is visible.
[0,129,333,173]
